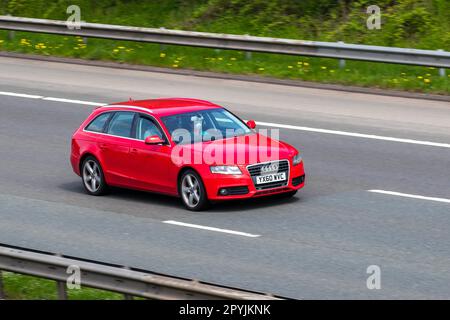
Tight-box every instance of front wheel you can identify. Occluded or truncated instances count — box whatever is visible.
[179,170,209,211]
[81,156,109,196]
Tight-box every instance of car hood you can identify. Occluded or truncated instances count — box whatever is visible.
[173,133,297,166]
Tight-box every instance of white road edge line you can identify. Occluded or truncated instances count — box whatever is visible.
[42,97,103,106]
[256,121,450,149]
[2,90,450,149]
[0,91,104,106]
[163,220,261,238]
[0,91,43,99]
[368,190,450,204]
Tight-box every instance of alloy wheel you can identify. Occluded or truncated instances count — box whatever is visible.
[181,173,201,208]
[83,160,102,193]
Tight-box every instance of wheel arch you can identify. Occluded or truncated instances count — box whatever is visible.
[79,152,103,176]
[176,166,202,197]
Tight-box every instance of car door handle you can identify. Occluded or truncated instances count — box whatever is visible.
[99,143,108,150]
[130,148,138,154]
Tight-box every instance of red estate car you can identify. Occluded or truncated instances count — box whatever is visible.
[71,98,305,210]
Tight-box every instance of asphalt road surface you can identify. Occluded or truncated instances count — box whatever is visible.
[0,56,449,299]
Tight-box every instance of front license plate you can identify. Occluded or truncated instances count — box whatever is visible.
[255,172,286,185]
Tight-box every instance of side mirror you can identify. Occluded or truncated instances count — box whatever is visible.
[246,120,256,129]
[145,135,165,145]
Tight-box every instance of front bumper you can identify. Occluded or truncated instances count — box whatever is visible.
[202,161,305,200]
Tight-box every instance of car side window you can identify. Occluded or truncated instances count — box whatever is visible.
[85,112,111,133]
[106,112,135,138]
[136,116,164,140]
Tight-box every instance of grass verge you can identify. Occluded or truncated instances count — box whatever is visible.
[0,31,448,95]
[2,271,124,300]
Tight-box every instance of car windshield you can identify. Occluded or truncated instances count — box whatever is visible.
[161,108,252,144]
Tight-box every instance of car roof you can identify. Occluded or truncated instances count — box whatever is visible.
[108,98,222,116]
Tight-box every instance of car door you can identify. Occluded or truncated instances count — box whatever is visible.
[128,114,173,194]
[97,111,136,187]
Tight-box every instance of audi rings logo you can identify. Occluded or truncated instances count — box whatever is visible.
[261,163,279,174]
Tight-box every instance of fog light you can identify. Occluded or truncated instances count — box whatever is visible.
[219,188,228,195]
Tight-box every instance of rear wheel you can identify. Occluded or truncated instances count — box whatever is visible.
[179,170,209,211]
[82,156,109,196]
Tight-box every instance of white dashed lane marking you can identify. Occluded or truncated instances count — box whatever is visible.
[163,220,261,238]
[368,190,450,204]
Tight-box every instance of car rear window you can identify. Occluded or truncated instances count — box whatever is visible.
[85,112,111,133]
[106,112,135,138]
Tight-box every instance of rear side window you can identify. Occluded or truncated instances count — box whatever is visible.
[85,112,111,133]
[106,112,135,138]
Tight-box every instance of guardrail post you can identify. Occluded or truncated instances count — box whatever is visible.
[159,27,166,52]
[338,41,346,69]
[244,34,252,60]
[0,270,5,299]
[438,49,446,77]
[54,253,68,300]
[57,280,68,300]
[6,14,14,41]
[122,266,133,300]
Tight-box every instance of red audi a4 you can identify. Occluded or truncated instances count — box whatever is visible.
[71,98,305,210]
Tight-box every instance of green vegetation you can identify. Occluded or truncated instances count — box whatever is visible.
[0,0,448,94]
[2,271,123,300]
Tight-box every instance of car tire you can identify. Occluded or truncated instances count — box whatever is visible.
[179,169,209,211]
[81,156,109,196]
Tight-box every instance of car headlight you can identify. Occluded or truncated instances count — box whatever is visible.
[210,165,242,175]
[293,154,302,166]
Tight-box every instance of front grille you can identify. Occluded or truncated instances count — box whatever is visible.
[255,187,290,196]
[247,160,289,190]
